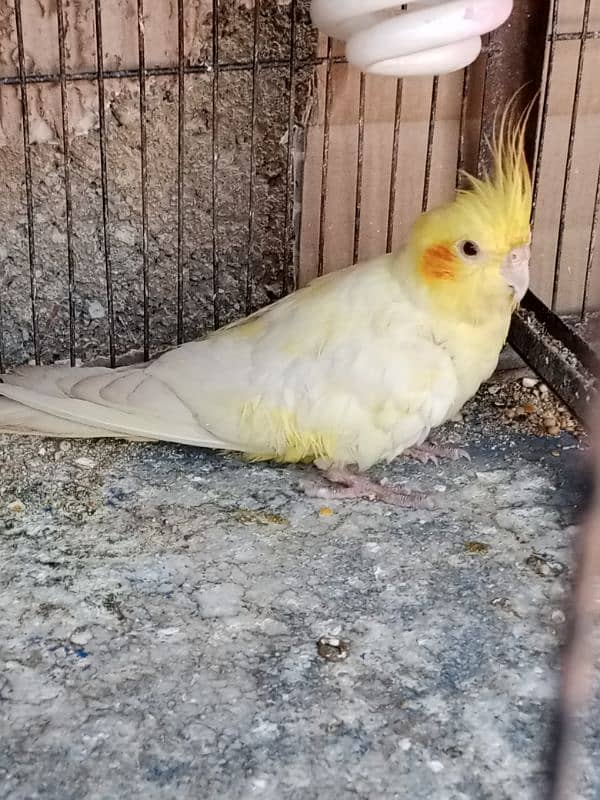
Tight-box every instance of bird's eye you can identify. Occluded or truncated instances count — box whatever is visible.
[458,240,480,259]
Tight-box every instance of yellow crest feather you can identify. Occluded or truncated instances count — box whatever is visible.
[456,94,534,252]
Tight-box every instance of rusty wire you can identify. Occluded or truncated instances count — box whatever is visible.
[13,0,39,365]
[386,77,403,254]
[317,36,333,279]
[282,0,298,296]
[211,0,221,330]
[136,0,150,361]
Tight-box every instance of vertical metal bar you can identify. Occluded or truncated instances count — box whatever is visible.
[552,0,592,310]
[531,0,559,224]
[246,0,260,313]
[137,0,150,361]
[317,38,333,278]
[456,66,470,189]
[0,299,5,374]
[478,1,551,178]
[582,161,600,318]
[421,75,438,213]
[386,79,403,254]
[475,34,492,175]
[93,0,116,367]
[0,248,5,369]
[211,0,221,328]
[56,0,76,366]
[353,72,366,264]
[176,0,185,343]
[14,0,40,365]
[282,0,297,296]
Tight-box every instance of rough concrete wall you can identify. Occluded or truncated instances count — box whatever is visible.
[0,0,317,368]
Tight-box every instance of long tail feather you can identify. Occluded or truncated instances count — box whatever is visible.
[0,365,242,450]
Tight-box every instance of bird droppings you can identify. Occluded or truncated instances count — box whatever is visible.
[102,592,127,621]
[232,509,289,526]
[525,551,567,578]
[491,596,522,617]
[0,373,597,799]
[316,636,351,662]
[74,456,97,469]
[464,540,490,554]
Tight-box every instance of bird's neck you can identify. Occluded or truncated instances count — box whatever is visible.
[393,247,514,390]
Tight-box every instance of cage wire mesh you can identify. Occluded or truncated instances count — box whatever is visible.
[0,0,599,373]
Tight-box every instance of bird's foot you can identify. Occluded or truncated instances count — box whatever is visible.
[301,467,434,509]
[405,442,470,466]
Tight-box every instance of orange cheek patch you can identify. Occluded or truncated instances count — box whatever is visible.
[421,244,457,281]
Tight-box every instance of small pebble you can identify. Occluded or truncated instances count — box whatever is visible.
[59,441,72,452]
[428,761,445,774]
[491,597,515,613]
[551,609,566,624]
[75,457,96,469]
[547,425,561,436]
[487,385,501,395]
[319,507,333,517]
[317,636,350,662]
[522,377,539,389]
[7,500,24,513]
[70,628,92,646]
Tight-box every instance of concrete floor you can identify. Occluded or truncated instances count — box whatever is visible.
[0,393,597,800]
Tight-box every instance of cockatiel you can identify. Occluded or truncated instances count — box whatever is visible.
[0,109,532,507]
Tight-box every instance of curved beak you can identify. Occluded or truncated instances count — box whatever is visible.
[501,244,530,302]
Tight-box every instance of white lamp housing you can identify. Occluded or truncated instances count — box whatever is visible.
[310,0,514,77]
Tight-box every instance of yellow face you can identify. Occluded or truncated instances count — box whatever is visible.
[407,105,533,318]
[413,202,531,305]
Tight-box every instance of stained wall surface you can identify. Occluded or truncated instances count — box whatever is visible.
[0,0,316,367]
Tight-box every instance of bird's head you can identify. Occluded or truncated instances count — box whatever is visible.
[406,105,532,324]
